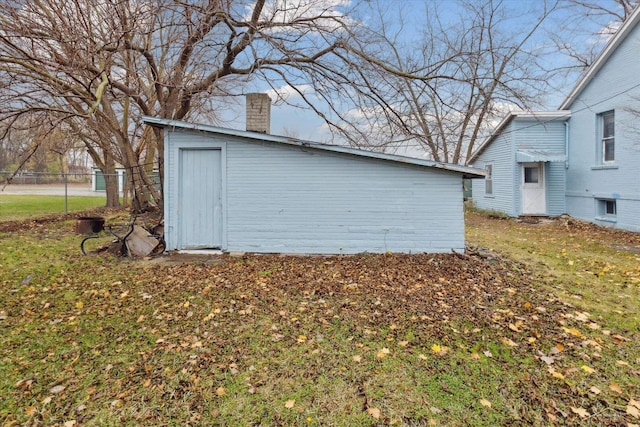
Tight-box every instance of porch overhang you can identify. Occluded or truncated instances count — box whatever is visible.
[516,150,566,163]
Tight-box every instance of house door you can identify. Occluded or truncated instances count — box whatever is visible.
[178,148,223,249]
[521,162,546,215]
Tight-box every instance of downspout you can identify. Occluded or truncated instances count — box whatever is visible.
[564,121,570,169]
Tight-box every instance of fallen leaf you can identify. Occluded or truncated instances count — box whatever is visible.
[297,335,307,343]
[571,407,589,418]
[627,404,640,419]
[367,407,381,419]
[431,344,442,354]
[398,340,409,347]
[75,301,83,309]
[609,383,623,394]
[15,378,33,389]
[352,355,362,362]
[42,396,52,404]
[377,348,390,358]
[581,365,595,374]
[216,387,226,396]
[563,327,582,338]
[611,334,630,343]
[25,406,36,416]
[629,399,640,410]
[64,421,76,427]
[575,312,589,322]
[589,386,601,395]
[540,356,555,365]
[479,399,492,408]
[501,338,518,347]
[285,399,295,409]
[50,385,65,394]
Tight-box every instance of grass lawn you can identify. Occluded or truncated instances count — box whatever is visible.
[0,195,107,221]
[0,209,638,425]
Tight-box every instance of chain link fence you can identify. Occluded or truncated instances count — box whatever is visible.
[1,169,161,214]
[1,171,111,213]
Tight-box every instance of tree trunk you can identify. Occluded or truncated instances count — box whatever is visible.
[103,153,121,208]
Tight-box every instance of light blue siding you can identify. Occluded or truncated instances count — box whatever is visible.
[471,127,516,216]
[165,129,467,254]
[564,22,640,231]
[512,120,566,216]
[545,162,566,216]
[471,117,567,217]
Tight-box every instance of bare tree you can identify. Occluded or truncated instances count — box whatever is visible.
[548,0,638,75]
[308,0,559,164]
[0,0,369,210]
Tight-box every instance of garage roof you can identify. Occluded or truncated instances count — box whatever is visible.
[144,117,485,179]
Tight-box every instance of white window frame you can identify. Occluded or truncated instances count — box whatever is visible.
[485,164,493,196]
[596,198,617,222]
[599,111,615,163]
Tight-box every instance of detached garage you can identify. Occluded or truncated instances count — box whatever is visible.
[144,95,483,254]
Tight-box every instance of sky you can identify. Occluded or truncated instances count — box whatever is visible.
[218,0,629,149]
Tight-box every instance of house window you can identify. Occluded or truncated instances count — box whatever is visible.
[596,199,617,221]
[485,164,493,195]
[524,166,539,184]
[600,111,615,163]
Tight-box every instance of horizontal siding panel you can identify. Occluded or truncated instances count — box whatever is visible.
[164,128,467,253]
[564,22,640,231]
[225,139,464,253]
[471,126,515,216]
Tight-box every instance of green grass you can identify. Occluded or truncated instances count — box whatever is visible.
[466,210,640,332]
[0,195,107,220]
[0,211,638,425]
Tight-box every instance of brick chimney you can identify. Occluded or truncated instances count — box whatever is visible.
[246,93,271,133]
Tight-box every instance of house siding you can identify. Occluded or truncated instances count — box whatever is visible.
[471,117,568,217]
[512,119,567,216]
[165,129,467,254]
[564,22,640,231]
[471,126,516,216]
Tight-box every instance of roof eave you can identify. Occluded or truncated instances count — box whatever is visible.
[467,111,571,165]
[559,6,640,110]
[143,116,486,178]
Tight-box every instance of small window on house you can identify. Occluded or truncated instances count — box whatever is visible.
[524,166,539,184]
[596,199,617,221]
[600,111,615,163]
[485,164,493,195]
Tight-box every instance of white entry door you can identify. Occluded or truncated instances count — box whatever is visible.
[521,162,546,215]
[178,148,223,249]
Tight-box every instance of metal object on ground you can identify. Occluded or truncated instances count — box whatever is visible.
[77,216,139,256]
